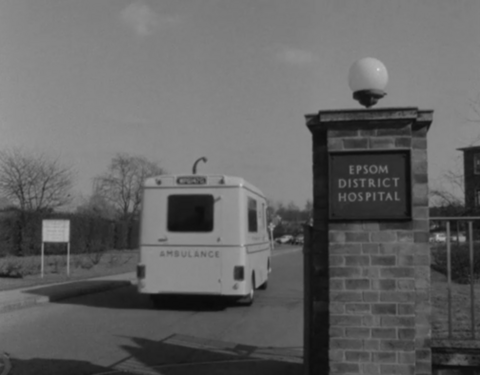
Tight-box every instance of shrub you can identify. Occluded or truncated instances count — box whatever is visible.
[431,244,480,284]
[19,258,41,276]
[0,257,24,278]
[47,256,66,274]
[107,254,119,267]
[85,239,107,254]
[86,250,104,266]
[73,255,94,270]
[119,253,135,265]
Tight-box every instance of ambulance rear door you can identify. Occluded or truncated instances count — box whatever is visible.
[140,186,224,294]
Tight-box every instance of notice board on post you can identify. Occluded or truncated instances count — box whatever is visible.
[41,219,71,277]
[329,150,411,221]
[42,220,70,243]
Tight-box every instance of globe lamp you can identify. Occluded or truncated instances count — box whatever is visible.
[348,58,388,108]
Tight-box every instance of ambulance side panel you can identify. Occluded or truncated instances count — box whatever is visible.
[240,187,271,291]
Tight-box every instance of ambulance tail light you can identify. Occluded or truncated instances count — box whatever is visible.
[137,265,146,279]
[234,266,244,281]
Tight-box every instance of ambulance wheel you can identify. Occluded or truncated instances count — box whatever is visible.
[239,275,255,306]
[150,295,167,308]
[259,260,270,290]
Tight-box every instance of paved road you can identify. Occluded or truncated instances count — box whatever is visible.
[0,248,303,375]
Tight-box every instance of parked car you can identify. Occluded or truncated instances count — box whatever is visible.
[293,234,304,245]
[451,233,467,243]
[430,232,446,243]
[275,235,294,244]
[429,232,467,243]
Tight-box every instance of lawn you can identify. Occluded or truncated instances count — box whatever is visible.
[431,268,480,341]
[0,250,139,292]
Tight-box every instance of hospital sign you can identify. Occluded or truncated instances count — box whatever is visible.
[329,150,411,220]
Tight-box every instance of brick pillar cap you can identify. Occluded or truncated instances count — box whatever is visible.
[305,107,433,133]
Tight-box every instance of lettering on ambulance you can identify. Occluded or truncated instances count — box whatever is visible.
[159,250,220,258]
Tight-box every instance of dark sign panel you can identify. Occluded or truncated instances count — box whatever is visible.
[176,176,207,185]
[329,150,411,220]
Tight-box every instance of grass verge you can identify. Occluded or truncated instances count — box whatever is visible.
[0,250,138,292]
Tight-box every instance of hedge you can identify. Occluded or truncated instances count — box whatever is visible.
[0,211,139,257]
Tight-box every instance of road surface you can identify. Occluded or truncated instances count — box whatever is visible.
[0,248,304,375]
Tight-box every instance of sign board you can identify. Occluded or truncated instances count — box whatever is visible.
[329,150,411,220]
[177,176,207,185]
[42,220,70,243]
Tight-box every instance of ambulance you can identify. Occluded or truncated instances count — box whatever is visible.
[137,174,271,305]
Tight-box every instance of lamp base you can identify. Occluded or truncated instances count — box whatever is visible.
[353,89,386,108]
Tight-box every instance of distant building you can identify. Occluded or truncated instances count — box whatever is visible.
[458,145,480,213]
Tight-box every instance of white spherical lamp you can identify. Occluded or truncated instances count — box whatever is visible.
[348,58,388,108]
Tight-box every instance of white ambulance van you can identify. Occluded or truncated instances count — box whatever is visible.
[137,174,271,305]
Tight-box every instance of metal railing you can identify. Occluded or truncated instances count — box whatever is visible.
[430,217,480,340]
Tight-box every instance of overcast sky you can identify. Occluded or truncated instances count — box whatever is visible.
[1,0,479,207]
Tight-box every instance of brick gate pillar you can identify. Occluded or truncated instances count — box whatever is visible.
[304,107,433,375]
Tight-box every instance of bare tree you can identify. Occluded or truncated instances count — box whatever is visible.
[0,149,74,212]
[429,158,465,211]
[75,192,117,220]
[94,153,165,221]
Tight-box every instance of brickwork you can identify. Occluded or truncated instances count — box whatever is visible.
[305,108,433,375]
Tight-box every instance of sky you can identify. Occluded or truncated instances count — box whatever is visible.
[1,0,480,208]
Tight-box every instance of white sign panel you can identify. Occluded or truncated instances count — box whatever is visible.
[42,220,70,243]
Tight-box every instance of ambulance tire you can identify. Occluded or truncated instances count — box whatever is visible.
[150,294,168,308]
[259,260,270,290]
[239,274,255,306]
[259,279,268,290]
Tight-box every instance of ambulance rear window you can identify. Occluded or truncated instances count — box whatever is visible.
[167,195,214,232]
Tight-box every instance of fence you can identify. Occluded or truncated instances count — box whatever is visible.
[430,217,480,341]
